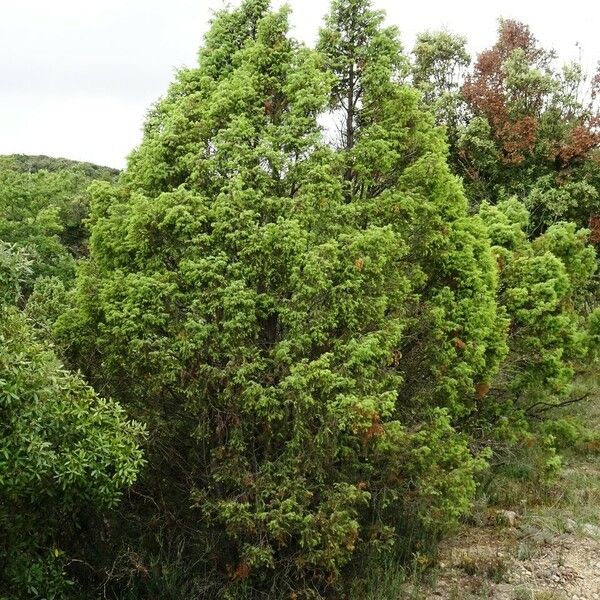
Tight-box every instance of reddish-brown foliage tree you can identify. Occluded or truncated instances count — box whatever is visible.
[462,20,552,165]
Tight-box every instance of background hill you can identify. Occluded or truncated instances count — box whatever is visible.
[0,153,120,178]
[0,154,119,287]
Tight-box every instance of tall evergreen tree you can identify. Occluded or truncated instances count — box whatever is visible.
[411,30,470,156]
[61,0,507,596]
[318,0,507,425]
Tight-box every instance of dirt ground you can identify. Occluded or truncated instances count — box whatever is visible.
[410,397,600,600]
[423,520,600,599]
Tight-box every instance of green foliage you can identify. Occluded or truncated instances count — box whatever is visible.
[412,31,470,102]
[483,432,564,507]
[317,0,407,150]
[540,416,600,452]
[412,30,470,152]
[23,276,69,342]
[1,154,119,178]
[479,199,598,437]
[1,3,598,599]
[0,155,119,293]
[525,176,600,234]
[0,241,31,306]
[0,245,145,598]
[58,0,508,596]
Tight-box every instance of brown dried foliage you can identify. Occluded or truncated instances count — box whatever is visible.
[554,116,600,167]
[588,214,600,244]
[362,413,385,444]
[475,382,491,398]
[462,21,545,165]
[499,116,539,164]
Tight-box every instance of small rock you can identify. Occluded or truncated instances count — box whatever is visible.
[497,509,518,527]
[565,517,577,533]
[582,523,600,537]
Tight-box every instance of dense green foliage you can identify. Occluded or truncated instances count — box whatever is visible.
[411,19,600,431]
[0,155,119,291]
[3,154,119,178]
[479,201,599,429]
[54,0,509,595]
[0,243,145,599]
[1,2,599,598]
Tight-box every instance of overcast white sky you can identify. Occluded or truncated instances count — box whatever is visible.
[1,0,599,169]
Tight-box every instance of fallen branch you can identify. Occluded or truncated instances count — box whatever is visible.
[524,393,590,417]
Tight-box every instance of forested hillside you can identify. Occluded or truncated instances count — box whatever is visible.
[0,154,118,287]
[1,1,599,598]
[1,154,119,178]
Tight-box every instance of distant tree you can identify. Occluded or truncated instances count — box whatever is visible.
[2,154,119,178]
[412,30,470,152]
[456,20,600,232]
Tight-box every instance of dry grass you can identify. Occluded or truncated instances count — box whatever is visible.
[348,389,600,599]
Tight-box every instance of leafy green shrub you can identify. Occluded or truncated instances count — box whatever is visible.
[479,200,598,426]
[540,417,600,453]
[0,245,145,598]
[24,275,68,341]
